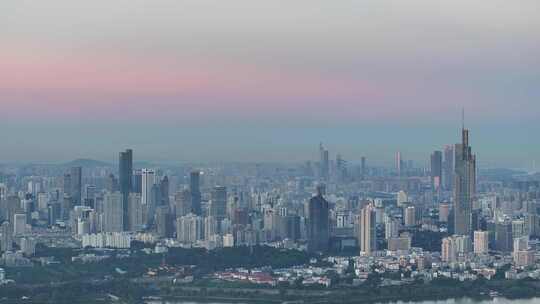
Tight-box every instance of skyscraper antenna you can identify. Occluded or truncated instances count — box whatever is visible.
[461,107,465,130]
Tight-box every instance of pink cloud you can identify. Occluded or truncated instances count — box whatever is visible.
[0,44,477,122]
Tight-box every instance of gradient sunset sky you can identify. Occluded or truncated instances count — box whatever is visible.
[1,0,539,168]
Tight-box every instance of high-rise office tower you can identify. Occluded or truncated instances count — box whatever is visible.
[430,151,442,191]
[141,168,156,207]
[319,143,329,181]
[495,221,513,252]
[132,170,142,194]
[119,149,133,231]
[336,154,347,182]
[4,196,21,224]
[359,204,377,255]
[360,156,367,180]
[210,186,227,221]
[62,173,71,200]
[443,145,454,191]
[85,185,97,205]
[70,167,82,206]
[307,185,329,253]
[395,152,402,177]
[0,221,13,252]
[13,213,27,236]
[454,127,476,236]
[105,174,118,193]
[404,206,416,227]
[160,176,170,207]
[175,189,192,218]
[155,206,173,238]
[103,192,123,232]
[128,193,144,231]
[190,171,202,216]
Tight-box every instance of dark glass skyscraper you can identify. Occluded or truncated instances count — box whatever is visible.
[119,149,133,231]
[190,171,202,215]
[70,166,82,206]
[308,185,329,253]
[210,185,227,221]
[454,128,476,236]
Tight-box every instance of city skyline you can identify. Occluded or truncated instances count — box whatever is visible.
[0,122,537,171]
[1,0,539,167]
[2,1,540,302]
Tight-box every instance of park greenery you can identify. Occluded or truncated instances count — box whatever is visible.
[2,244,540,303]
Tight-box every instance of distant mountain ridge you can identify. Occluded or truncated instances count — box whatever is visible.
[64,158,112,168]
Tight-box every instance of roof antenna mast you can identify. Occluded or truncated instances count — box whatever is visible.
[462,107,465,130]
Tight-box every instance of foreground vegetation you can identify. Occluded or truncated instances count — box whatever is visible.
[3,276,540,303]
[2,245,540,303]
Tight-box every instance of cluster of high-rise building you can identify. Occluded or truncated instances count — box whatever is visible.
[0,124,538,278]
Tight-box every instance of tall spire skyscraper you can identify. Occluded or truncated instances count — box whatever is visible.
[453,120,476,236]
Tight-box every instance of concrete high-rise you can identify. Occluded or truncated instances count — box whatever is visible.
[307,185,329,253]
[430,151,442,191]
[443,145,454,191]
[141,169,156,223]
[190,171,202,215]
[127,193,144,231]
[397,190,408,207]
[175,189,192,218]
[176,213,204,244]
[454,127,476,236]
[13,213,27,236]
[439,203,451,222]
[0,221,13,252]
[359,204,376,255]
[442,237,457,263]
[474,230,489,254]
[119,149,133,231]
[103,192,123,232]
[404,206,416,227]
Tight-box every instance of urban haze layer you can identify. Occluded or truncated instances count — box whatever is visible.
[0,125,540,303]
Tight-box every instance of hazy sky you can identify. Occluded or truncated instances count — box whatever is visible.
[1,0,539,168]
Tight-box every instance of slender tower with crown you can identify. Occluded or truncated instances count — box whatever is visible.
[453,110,476,236]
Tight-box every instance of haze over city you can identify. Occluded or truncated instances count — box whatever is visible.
[2,1,540,303]
[1,0,539,168]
